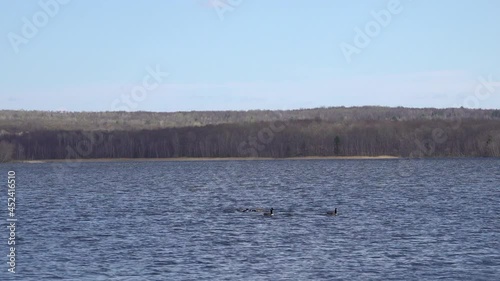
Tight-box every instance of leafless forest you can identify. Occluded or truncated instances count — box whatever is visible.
[1,106,499,162]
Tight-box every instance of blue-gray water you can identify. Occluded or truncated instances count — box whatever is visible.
[1,159,499,280]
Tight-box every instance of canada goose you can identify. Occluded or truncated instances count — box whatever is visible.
[238,208,263,212]
[326,208,337,216]
[263,208,274,216]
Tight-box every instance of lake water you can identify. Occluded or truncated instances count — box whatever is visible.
[1,159,499,280]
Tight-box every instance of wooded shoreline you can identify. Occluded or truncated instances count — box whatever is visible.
[14,155,399,164]
[1,106,499,162]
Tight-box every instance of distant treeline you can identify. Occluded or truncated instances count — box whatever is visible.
[1,106,500,133]
[1,118,499,162]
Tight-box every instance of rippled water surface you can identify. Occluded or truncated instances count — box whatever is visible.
[1,159,499,280]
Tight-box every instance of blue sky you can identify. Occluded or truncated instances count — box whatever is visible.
[1,0,499,112]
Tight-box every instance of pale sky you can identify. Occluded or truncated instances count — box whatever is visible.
[1,0,500,111]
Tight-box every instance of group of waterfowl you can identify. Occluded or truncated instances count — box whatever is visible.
[237,207,337,217]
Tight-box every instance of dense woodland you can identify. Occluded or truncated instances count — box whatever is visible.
[1,107,499,162]
[1,106,500,132]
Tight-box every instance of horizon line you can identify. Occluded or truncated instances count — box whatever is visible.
[1,105,498,114]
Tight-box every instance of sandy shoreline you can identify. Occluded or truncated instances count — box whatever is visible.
[16,156,398,164]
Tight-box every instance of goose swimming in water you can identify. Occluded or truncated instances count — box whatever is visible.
[237,208,264,212]
[326,208,338,216]
[263,208,274,216]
